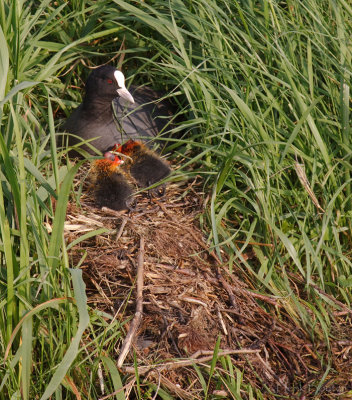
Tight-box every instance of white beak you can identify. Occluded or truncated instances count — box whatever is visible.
[114,70,135,104]
[116,87,135,104]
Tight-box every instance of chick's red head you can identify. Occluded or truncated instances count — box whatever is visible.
[119,139,142,156]
[94,152,124,176]
[109,143,121,153]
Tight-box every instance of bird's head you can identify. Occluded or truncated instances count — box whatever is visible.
[117,139,143,156]
[93,150,124,176]
[85,66,134,104]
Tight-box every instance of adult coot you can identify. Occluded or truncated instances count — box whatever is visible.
[62,65,175,154]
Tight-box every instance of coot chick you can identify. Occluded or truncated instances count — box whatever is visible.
[91,152,134,211]
[63,66,176,155]
[116,140,171,191]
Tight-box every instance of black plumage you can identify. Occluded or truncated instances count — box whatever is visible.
[62,66,176,154]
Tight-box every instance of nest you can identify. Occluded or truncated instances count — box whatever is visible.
[65,164,352,399]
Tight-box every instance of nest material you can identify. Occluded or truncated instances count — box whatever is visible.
[66,166,352,399]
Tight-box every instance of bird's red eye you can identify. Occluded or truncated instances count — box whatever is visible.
[107,79,113,84]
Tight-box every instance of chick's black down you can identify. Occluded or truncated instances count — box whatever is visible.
[130,151,171,187]
[94,172,133,211]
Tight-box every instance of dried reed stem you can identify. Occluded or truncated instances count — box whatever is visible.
[117,236,145,368]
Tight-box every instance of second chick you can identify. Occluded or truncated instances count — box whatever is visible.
[115,140,171,193]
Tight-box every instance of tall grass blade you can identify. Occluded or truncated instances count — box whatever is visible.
[0,25,8,101]
[40,269,89,400]
[47,163,81,273]
[101,356,126,400]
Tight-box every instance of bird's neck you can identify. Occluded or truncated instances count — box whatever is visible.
[82,94,115,117]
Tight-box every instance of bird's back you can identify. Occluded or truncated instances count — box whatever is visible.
[62,83,176,154]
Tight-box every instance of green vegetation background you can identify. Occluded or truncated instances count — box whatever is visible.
[0,0,351,398]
